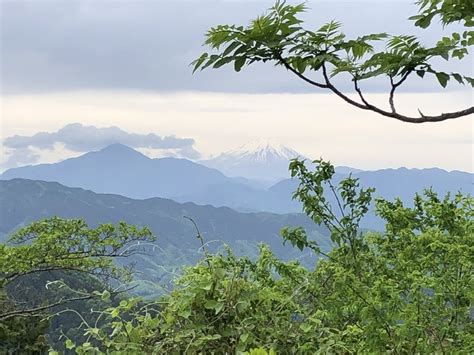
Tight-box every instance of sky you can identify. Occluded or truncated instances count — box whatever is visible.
[1,0,473,172]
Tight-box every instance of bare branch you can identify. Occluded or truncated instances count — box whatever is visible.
[353,77,372,108]
[0,286,135,321]
[184,216,211,267]
[389,71,412,113]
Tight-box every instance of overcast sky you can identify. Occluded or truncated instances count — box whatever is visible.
[1,0,473,172]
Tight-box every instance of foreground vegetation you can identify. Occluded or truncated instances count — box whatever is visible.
[1,159,472,353]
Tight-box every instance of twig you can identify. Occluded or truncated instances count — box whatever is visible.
[184,216,211,267]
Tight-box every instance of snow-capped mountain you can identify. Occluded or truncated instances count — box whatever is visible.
[201,139,306,183]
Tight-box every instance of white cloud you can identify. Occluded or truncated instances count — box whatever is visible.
[1,122,200,170]
[4,123,196,152]
[1,90,472,172]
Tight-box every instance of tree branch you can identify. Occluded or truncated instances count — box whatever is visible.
[184,216,211,267]
[321,64,369,111]
[389,71,411,113]
[277,55,328,89]
[353,77,372,108]
[279,60,474,123]
[0,285,135,321]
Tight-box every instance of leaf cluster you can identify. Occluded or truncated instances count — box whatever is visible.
[0,217,155,287]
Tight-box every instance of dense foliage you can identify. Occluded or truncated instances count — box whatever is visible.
[0,218,155,352]
[0,217,154,288]
[55,159,473,353]
[193,0,474,123]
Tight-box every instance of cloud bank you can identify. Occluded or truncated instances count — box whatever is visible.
[2,0,470,94]
[2,123,200,169]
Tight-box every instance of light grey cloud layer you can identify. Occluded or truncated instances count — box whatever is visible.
[1,0,470,94]
[4,123,196,151]
[2,123,200,168]
[2,147,40,169]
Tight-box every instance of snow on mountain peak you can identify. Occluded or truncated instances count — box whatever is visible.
[201,139,305,182]
[224,139,303,162]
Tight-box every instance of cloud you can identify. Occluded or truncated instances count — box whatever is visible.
[1,147,40,169]
[4,123,195,151]
[173,145,201,160]
[1,0,470,94]
[2,123,201,168]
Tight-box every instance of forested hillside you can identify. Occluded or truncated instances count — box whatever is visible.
[0,178,330,283]
[1,0,473,353]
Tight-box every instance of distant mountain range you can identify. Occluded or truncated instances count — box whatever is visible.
[0,179,328,291]
[201,139,305,183]
[1,143,242,200]
[1,143,472,230]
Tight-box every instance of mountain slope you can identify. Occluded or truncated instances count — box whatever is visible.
[0,179,329,287]
[1,144,471,225]
[269,167,472,205]
[267,167,473,229]
[0,144,261,200]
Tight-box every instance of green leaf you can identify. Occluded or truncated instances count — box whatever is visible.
[213,57,232,69]
[65,339,75,350]
[435,72,450,88]
[178,308,191,318]
[200,280,213,291]
[111,308,120,318]
[204,300,219,309]
[452,73,464,84]
[240,333,250,343]
[101,289,111,300]
[204,300,224,314]
[416,70,425,78]
[192,53,208,73]
[464,76,474,87]
[222,41,241,57]
[234,57,246,72]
